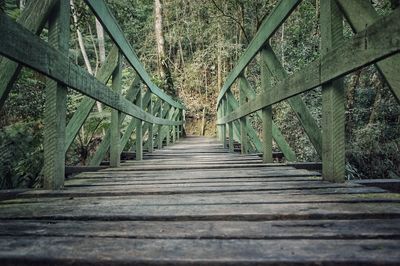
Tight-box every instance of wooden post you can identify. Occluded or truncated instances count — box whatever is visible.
[260,48,273,163]
[222,98,227,149]
[43,0,69,190]
[172,116,176,144]
[217,104,222,142]
[148,97,154,153]
[177,111,181,141]
[226,95,234,153]
[158,102,164,149]
[321,0,345,182]
[238,74,248,154]
[110,51,122,167]
[135,87,143,161]
[166,107,173,146]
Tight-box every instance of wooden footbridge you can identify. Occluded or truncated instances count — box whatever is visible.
[0,0,400,265]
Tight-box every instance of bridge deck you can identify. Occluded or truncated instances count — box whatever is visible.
[0,136,399,265]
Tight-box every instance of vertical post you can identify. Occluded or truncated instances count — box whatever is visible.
[110,51,122,167]
[222,98,227,149]
[238,75,248,154]
[217,104,222,141]
[136,87,143,161]
[260,48,273,163]
[158,102,164,149]
[177,110,181,141]
[226,95,234,153]
[166,106,173,146]
[172,118,176,143]
[148,97,154,153]
[321,0,345,182]
[43,0,69,189]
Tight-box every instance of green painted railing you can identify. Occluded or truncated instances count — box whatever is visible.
[0,0,185,189]
[216,0,400,182]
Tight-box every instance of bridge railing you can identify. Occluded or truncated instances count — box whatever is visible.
[0,0,185,189]
[216,0,400,182]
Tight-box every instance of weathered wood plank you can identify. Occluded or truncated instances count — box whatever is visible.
[0,237,399,265]
[320,0,345,182]
[260,48,273,163]
[42,0,69,190]
[217,9,400,124]
[337,0,400,103]
[84,0,184,110]
[1,219,400,239]
[110,51,122,167]
[0,0,57,109]
[0,14,182,126]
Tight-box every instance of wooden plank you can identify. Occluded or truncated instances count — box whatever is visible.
[320,0,345,182]
[84,0,184,110]
[42,0,69,190]
[217,9,400,124]
[216,0,301,104]
[336,0,400,103]
[110,51,122,167]
[0,197,400,220]
[64,45,119,152]
[263,44,322,157]
[0,14,182,126]
[1,219,400,239]
[0,0,57,109]
[260,48,273,163]
[0,237,399,265]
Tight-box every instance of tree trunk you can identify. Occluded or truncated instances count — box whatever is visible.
[95,18,106,64]
[154,0,175,97]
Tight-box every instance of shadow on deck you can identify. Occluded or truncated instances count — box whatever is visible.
[0,136,399,265]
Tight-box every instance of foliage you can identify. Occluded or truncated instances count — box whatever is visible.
[0,121,43,189]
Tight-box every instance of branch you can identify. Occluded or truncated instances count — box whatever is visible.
[209,0,250,44]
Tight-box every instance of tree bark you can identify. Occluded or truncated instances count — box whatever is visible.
[154,0,175,97]
[96,18,106,64]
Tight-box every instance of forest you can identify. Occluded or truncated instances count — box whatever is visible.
[0,0,399,189]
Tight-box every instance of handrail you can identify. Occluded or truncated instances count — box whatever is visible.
[216,0,400,184]
[85,0,185,110]
[0,13,181,126]
[217,9,400,124]
[216,0,300,106]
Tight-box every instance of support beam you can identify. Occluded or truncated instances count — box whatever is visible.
[88,77,141,166]
[148,98,154,152]
[226,90,296,161]
[43,0,69,190]
[110,51,122,167]
[0,0,57,109]
[222,98,227,149]
[260,48,273,163]
[217,8,400,124]
[65,45,119,152]
[336,0,400,103]
[262,44,322,157]
[227,95,234,153]
[0,14,183,126]
[135,87,143,161]
[238,75,248,154]
[321,0,345,182]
